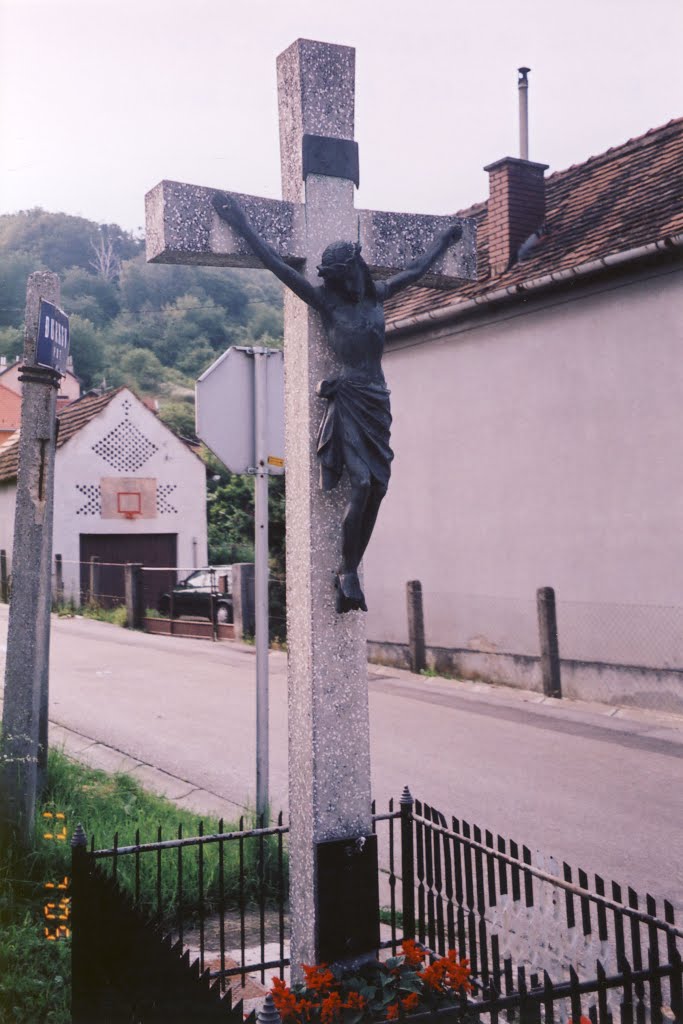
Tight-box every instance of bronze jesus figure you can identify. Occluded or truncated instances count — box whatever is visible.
[213,192,462,613]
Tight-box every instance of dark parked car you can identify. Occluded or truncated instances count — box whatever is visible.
[157,566,233,623]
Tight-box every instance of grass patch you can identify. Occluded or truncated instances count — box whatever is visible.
[1,747,287,1023]
[379,906,404,929]
[80,602,128,627]
[51,599,128,627]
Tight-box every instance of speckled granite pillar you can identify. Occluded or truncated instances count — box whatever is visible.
[277,40,374,973]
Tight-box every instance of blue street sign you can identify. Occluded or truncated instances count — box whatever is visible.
[36,300,70,373]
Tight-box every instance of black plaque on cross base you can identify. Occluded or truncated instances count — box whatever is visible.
[316,834,380,962]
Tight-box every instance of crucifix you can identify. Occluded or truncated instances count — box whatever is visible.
[146,38,475,972]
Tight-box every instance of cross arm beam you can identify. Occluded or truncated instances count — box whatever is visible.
[145,180,305,268]
[358,209,477,288]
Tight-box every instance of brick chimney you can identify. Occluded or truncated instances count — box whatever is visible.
[484,156,549,276]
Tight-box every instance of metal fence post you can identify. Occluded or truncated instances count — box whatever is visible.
[537,586,562,698]
[54,553,64,605]
[124,563,144,630]
[400,786,416,941]
[0,549,8,603]
[87,556,100,606]
[406,580,426,674]
[70,823,89,1024]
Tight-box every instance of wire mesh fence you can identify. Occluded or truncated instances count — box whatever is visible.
[368,584,683,715]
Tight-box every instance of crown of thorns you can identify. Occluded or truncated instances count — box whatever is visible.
[317,241,362,276]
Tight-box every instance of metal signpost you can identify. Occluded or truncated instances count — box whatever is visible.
[196,345,284,820]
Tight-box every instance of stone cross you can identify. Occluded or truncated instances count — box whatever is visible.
[146,38,475,971]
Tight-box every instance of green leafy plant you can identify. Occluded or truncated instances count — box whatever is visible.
[271,942,475,1024]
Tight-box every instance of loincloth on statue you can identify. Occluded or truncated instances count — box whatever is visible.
[316,376,393,491]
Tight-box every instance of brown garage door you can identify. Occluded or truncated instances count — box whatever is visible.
[79,534,177,609]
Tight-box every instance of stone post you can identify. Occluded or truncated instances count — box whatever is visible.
[231,562,255,639]
[54,553,64,605]
[537,586,562,698]
[87,556,100,606]
[124,563,144,630]
[0,272,61,836]
[0,549,8,603]
[406,580,426,674]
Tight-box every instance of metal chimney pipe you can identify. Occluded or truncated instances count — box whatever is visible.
[518,67,531,160]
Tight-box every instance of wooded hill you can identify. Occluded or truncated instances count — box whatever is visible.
[0,208,283,436]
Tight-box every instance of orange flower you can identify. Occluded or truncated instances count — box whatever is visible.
[271,978,302,1023]
[443,952,472,994]
[303,963,336,992]
[296,999,315,1022]
[321,991,343,1024]
[344,991,367,1011]
[401,992,420,1012]
[419,960,448,990]
[401,940,425,968]
[386,1002,400,1020]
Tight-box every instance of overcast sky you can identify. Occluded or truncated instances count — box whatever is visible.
[1,0,681,235]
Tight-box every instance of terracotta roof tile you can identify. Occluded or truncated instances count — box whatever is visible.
[0,388,122,484]
[387,117,683,327]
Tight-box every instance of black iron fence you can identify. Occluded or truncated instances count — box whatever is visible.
[74,813,289,991]
[398,792,682,1022]
[71,795,682,1022]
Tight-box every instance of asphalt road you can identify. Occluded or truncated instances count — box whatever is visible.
[1,606,681,915]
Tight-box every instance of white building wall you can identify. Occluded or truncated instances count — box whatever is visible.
[363,267,683,706]
[0,482,16,562]
[53,389,207,602]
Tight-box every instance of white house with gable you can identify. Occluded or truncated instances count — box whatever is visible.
[0,387,208,608]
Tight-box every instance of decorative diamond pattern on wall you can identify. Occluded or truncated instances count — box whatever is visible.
[92,406,158,472]
[156,484,178,515]
[76,483,102,516]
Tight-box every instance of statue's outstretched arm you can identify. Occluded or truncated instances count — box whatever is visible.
[212,192,326,313]
[377,222,463,302]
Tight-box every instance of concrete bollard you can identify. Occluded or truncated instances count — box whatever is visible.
[406,579,426,674]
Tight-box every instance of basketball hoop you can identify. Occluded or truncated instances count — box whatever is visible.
[117,492,142,518]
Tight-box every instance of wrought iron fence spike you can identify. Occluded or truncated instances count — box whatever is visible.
[71,822,88,847]
[258,992,281,1024]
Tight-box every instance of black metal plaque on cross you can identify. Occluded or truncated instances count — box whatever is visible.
[302,133,360,186]
[316,833,380,961]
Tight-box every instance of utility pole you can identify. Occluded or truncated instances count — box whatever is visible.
[0,272,66,839]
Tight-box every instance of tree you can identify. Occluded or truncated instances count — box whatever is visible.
[0,252,34,327]
[61,267,120,326]
[89,226,122,282]
[203,447,286,636]
[68,316,106,389]
[119,348,166,393]
[0,326,22,362]
[158,399,197,441]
